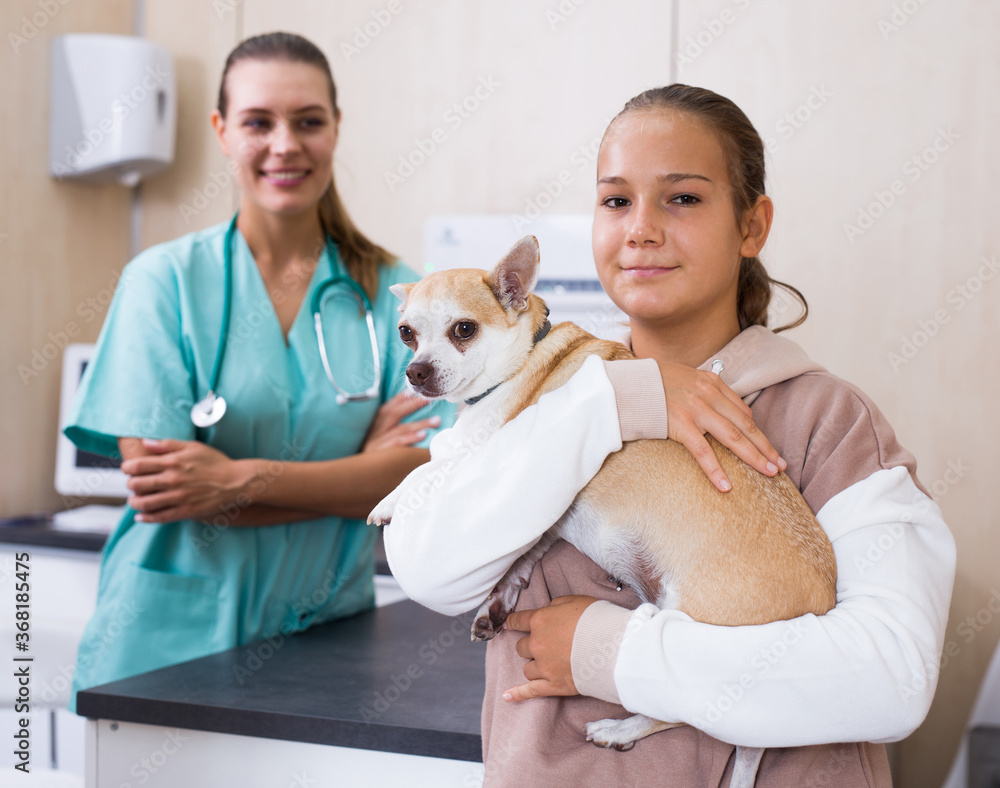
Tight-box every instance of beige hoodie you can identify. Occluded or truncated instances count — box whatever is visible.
[386,326,954,787]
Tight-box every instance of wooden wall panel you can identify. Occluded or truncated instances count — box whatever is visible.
[675,2,998,785]
[139,0,240,248]
[0,0,134,514]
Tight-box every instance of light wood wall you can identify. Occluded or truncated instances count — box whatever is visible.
[673,3,999,785]
[2,2,995,785]
[0,0,134,514]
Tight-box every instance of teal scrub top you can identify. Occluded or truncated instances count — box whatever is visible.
[64,220,453,709]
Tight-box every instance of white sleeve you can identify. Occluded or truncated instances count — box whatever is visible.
[613,466,956,747]
[383,355,622,616]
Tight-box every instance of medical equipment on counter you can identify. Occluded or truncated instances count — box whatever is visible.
[191,215,381,427]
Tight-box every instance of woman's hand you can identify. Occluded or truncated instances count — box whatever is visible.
[658,360,785,492]
[120,438,254,523]
[362,392,441,452]
[501,595,599,702]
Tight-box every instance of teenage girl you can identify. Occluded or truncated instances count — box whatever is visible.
[383,85,954,786]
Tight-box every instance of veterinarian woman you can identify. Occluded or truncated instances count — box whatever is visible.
[64,32,452,711]
[383,85,955,786]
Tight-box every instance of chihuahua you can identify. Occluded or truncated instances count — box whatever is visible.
[369,236,836,779]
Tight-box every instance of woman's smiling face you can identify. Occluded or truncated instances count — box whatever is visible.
[592,109,750,334]
[213,58,338,219]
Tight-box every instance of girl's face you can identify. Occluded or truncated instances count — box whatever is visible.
[593,110,762,334]
[212,59,338,220]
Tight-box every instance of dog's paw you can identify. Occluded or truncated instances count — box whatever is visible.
[585,718,637,751]
[471,613,496,642]
[585,715,682,751]
[367,497,395,526]
[471,595,510,642]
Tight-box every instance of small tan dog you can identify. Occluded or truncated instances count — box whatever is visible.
[369,236,836,775]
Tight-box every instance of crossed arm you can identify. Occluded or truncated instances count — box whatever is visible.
[118,393,439,525]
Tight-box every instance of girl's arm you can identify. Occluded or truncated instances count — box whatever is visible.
[383,355,782,616]
[586,468,955,747]
[504,371,956,746]
[383,356,622,615]
[506,472,955,747]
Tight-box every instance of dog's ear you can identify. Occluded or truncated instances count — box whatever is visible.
[484,235,540,312]
[389,282,414,312]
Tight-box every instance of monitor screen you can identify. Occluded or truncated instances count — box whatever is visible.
[55,343,129,499]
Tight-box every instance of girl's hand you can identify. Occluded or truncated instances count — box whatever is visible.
[501,595,599,702]
[120,438,253,523]
[362,392,441,452]
[658,360,785,492]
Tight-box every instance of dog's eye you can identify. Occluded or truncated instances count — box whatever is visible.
[399,325,414,343]
[453,321,477,340]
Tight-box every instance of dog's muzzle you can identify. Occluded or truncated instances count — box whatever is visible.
[405,360,436,394]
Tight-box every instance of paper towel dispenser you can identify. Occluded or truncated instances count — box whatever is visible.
[49,34,176,186]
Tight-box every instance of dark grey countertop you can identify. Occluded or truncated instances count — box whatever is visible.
[0,513,393,573]
[0,513,107,552]
[76,598,486,762]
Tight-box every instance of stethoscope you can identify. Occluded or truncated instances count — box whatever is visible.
[190,214,381,428]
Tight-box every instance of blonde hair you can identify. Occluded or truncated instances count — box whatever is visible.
[608,85,807,332]
[217,32,393,300]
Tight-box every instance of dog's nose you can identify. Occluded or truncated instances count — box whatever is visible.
[406,361,433,387]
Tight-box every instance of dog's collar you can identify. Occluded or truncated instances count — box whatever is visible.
[463,316,552,407]
[463,381,502,406]
[532,317,552,345]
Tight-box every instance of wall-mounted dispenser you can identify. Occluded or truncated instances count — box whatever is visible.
[49,34,176,187]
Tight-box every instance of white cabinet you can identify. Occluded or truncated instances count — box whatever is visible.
[86,720,483,788]
[0,543,101,779]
